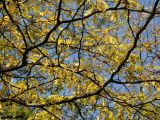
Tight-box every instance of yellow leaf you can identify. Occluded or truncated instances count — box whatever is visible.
[6,63,10,67]
[58,39,63,45]
[96,0,108,11]
[84,8,93,16]
[110,12,117,22]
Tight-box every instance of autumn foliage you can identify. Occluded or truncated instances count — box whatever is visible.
[0,0,160,119]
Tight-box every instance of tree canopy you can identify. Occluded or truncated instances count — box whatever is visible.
[0,0,160,119]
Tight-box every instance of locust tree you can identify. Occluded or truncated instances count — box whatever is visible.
[0,0,160,119]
